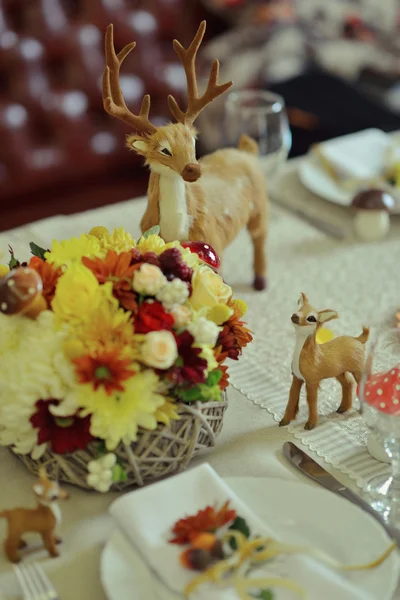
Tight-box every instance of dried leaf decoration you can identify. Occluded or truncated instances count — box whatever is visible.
[170,501,237,545]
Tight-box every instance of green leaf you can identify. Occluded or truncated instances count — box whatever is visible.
[178,387,202,402]
[112,464,128,483]
[142,226,160,239]
[253,591,274,600]
[207,370,222,386]
[29,241,47,260]
[228,516,250,550]
[8,245,19,269]
[197,384,222,403]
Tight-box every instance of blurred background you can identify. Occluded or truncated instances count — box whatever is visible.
[0,0,399,232]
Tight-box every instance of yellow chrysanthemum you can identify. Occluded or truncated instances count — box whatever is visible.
[0,264,9,278]
[89,226,135,254]
[52,263,114,328]
[208,304,234,325]
[229,298,248,317]
[45,234,104,268]
[155,398,180,425]
[197,345,218,372]
[73,370,164,450]
[137,234,167,255]
[74,300,138,361]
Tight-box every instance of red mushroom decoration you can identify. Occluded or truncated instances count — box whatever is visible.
[0,268,47,319]
[361,366,400,415]
[181,242,221,271]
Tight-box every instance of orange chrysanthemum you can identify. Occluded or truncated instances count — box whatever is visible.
[170,501,237,545]
[73,348,135,395]
[29,256,62,306]
[216,307,253,361]
[214,350,230,390]
[82,250,139,313]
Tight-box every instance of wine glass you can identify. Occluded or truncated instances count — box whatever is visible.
[359,328,400,526]
[224,89,292,180]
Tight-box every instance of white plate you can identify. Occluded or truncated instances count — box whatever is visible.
[299,157,352,206]
[100,477,400,600]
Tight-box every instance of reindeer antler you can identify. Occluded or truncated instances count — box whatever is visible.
[102,24,157,135]
[168,21,233,126]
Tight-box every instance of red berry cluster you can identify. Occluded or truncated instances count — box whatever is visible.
[159,248,193,283]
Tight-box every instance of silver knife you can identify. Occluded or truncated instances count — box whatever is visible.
[283,441,400,546]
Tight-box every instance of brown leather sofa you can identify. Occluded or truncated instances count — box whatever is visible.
[0,0,195,231]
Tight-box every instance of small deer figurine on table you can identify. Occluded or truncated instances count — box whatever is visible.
[102,21,268,290]
[280,293,369,430]
[0,468,68,563]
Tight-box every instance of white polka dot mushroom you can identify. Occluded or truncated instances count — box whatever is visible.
[363,367,400,415]
[0,268,46,319]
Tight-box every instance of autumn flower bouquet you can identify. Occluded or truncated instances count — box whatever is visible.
[0,226,252,492]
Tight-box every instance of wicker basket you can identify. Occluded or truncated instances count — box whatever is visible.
[10,394,228,491]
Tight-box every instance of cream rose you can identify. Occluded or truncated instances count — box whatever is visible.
[170,305,192,329]
[141,331,178,369]
[132,264,167,296]
[190,265,232,311]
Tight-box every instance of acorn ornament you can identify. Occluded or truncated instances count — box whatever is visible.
[0,268,46,319]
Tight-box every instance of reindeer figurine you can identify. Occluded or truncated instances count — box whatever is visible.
[279,293,369,430]
[0,468,68,563]
[102,21,268,290]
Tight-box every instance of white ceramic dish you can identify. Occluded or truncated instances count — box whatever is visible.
[101,477,400,600]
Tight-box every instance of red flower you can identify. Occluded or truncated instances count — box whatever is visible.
[82,250,140,313]
[135,301,174,334]
[73,348,135,395]
[170,501,237,545]
[30,399,93,455]
[169,331,208,385]
[28,257,62,306]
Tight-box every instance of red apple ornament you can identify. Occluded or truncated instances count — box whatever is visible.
[181,242,221,271]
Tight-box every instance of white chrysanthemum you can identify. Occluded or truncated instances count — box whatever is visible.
[187,317,221,347]
[87,453,117,493]
[156,279,189,310]
[0,311,78,456]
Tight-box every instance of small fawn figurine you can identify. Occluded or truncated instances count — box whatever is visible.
[279,293,369,430]
[102,21,269,290]
[0,468,68,563]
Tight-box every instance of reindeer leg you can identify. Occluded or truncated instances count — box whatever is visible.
[280,376,303,426]
[18,539,27,549]
[4,535,21,564]
[336,372,353,413]
[305,382,319,430]
[42,531,59,559]
[247,216,267,291]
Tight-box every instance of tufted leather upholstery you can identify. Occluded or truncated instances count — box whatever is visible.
[0,0,191,209]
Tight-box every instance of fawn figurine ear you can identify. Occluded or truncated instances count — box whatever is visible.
[318,309,338,323]
[33,483,44,495]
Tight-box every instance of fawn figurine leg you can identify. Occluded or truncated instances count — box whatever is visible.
[42,531,59,558]
[280,376,303,426]
[247,216,267,291]
[4,536,21,563]
[305,382,319,430]
[336,372,353,413]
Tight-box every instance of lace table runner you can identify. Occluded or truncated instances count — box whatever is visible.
[2,191,399,490]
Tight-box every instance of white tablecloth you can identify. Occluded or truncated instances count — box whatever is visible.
[0,162,399,599]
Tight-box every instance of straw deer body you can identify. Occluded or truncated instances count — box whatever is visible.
[0,469,68,563]
[280,293,369,430]
[102,22,268,290]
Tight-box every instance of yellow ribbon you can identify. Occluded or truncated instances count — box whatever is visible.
[184,530,396,599]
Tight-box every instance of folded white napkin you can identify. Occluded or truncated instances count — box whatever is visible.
[313,128,390,181]
[109,464,372,600]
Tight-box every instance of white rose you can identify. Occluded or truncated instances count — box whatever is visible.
[132,264,167,296]
[170,305,192,328]
[141,330,178,369]
[188,317,221,347]
[156,279,189,309]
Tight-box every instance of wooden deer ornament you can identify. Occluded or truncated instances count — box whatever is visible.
[103,22,269,290]
[0,468,68,563]
[280,293,369,430]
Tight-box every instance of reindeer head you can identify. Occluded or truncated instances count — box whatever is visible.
[102,22,232,183]
[32,468,69,504]
[291,293,338,336]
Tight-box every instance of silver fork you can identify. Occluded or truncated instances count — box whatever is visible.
[14,562,59,600]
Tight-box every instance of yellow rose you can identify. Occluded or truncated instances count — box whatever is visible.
[0,264,9,278]
[141,330,178,369]
[52,263,110,327]
[190,265,232,312]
